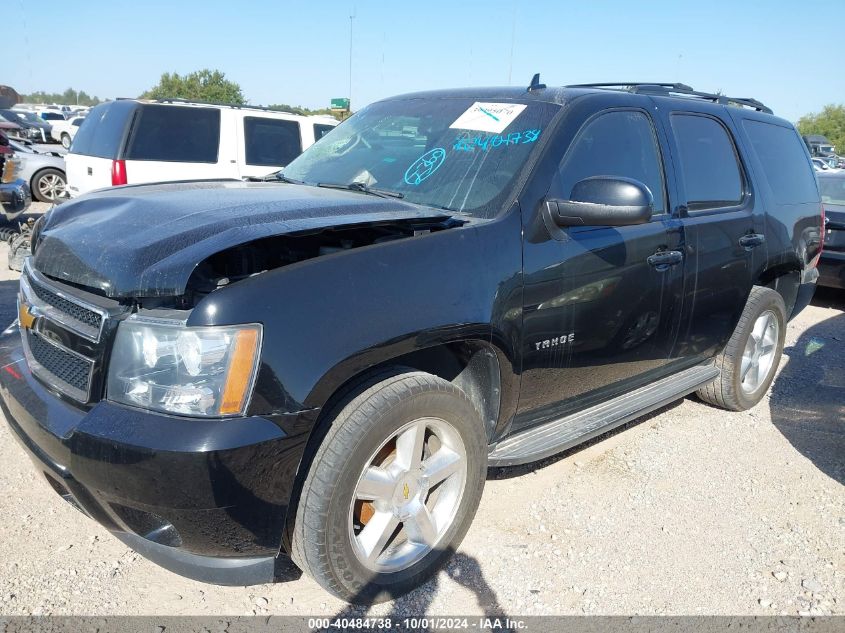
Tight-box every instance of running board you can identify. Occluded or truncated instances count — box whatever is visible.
[488,364,719,466]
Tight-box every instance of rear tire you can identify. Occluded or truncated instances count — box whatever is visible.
[291,371,487,603]
[697,286,786,411]
[61,133,71,149]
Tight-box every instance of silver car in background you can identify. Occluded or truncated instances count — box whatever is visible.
[9,140,67,202]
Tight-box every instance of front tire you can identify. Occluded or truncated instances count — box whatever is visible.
[697,286,786,411]
[291,371,487,603]
[61,133,71,149]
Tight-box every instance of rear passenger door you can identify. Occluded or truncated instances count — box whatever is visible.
[657,107,761,363]
[236,115,304,179]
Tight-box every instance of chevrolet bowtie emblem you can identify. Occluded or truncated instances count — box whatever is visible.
[402,482,410,500]
[18,301,36,331]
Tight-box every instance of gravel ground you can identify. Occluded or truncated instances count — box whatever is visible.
[0,207,841,616]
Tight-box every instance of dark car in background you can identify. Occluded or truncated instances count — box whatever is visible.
[818,172,845,289]
[0,132,32,220]
[803,133,836,157]
[0,109,51,143]
[0,119,25,142]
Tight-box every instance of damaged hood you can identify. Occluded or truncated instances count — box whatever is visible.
[34,180,450,298]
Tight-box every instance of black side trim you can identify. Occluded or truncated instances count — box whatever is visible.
[489,364,719,466]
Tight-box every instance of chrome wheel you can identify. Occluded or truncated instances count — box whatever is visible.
[348,417,467,573]
[36,173,66,201]
[740,310,779,393]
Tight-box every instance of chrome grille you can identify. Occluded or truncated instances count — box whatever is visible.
[20,260,107,343]
[19,259,119,403]
[29,281,103,331]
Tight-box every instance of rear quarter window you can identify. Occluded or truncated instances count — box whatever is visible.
[70,101,136,159]
[741,119,819,204]
[125,105,220,163]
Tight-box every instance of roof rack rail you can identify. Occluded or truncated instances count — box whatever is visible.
[567,82,694,92]
[152,98,298,115]
[564,82,773,114]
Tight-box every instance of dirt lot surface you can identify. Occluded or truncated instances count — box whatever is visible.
[0,206,842,616]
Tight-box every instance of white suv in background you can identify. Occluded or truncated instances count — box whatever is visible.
[65,100,338,197]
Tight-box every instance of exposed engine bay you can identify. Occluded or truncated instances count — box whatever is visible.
[155,219,459,309]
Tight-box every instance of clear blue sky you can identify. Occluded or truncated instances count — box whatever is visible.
[9,0,843,123]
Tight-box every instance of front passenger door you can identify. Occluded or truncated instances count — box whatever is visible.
[517,108,685,426]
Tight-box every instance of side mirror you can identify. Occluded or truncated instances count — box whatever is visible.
[545,176,654,227]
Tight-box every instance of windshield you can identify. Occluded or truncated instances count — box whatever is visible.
[283,98,559,218]
[819,176,845,205]
[8,111,38,123]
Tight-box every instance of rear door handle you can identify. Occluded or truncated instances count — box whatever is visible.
[647,250,683,269]
[87,167,92,176]
[739,233,765,249]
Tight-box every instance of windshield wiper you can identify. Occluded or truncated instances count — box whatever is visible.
[272,173,304,184]
[316,181,404,199]
[248,172,304,184]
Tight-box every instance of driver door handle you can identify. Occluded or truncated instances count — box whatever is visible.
[647,250,683,269]
[739,233,765,249]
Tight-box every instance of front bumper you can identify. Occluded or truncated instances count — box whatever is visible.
[0,327,315,585]
[0,179,31,218]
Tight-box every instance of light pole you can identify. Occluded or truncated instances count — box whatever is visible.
[349,8,356,113]
[507,7,516,85]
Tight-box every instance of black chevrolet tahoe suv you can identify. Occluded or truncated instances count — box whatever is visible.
[0,80,823,603]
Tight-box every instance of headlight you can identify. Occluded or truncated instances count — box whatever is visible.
[107,316,262,418]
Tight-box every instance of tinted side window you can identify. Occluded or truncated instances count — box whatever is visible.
[742,120,819,204]
[125,105,220,162]
[70,101,136,158]
[244,117,302,167]
[314,123,335,141]
[558,110,666,213]
[670,114,743,211]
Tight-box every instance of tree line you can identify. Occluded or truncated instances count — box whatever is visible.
[25,71,845,142]
[22,88,102,107]
[138,69,342,119]
[21,69,342,119]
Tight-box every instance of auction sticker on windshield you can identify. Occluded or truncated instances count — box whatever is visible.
[449,102,527,134]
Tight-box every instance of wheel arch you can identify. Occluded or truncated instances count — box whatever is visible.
[756,263,801,316]
[280,338,511,555]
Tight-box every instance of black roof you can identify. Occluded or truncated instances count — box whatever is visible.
[385,80,776,117]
